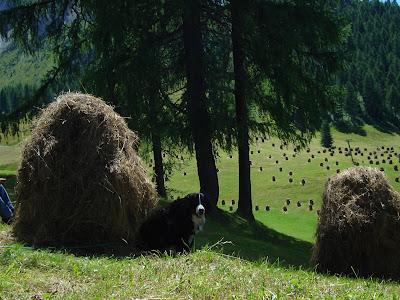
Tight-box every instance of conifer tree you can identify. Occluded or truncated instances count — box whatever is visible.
[321,120,333,148]
[228,0,343,219]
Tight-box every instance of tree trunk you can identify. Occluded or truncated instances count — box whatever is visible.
[151,132,167,197]
[106,70,118,106]
[231,0,254,220]
[148,77,167,198]
[182,0,219,207]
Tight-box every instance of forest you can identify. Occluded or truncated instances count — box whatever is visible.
[1,1,399,128]
[335,0,400,131]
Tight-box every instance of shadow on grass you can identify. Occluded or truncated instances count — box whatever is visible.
[0,185,312,269]
[196,209,313,269]
[335,123,367,136]
[1,208,313,269]
[369,120,400,135]
[335,119,400,136]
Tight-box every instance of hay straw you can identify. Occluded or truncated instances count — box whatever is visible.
[13,92,157,247]
[312,167,400,278]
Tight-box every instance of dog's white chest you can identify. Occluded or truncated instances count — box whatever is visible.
[192,214,206,233]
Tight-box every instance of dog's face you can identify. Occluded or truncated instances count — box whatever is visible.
[192,193,206,233]
[176,192,210,233]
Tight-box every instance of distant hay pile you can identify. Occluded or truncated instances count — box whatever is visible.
[312,167,400,278]
[14,92,157,247]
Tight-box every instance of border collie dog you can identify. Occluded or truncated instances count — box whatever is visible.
[139,192,209,253]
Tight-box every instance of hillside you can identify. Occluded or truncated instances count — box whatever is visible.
[334,0,400,129]
[1,236,400,299]
[2,125,400,298]
[0,45,52,88]
[2,125,400,243]
[164,125,400,242]
[0,43,53,116]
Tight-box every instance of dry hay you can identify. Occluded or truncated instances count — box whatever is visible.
[312,167,400,278]
[13,92,157,247]
[0,230,15,244]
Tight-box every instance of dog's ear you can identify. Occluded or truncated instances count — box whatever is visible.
[199,192,212,214]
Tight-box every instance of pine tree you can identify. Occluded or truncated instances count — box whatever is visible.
[0,0,221,203]
[230,0,253,220]
[362,72,383,121]
[182,0,219,205]
[321,120,333,148]
[229,0,343,219]
[385,85,400,124]
[344,82,365,126]
[334,0,400,128]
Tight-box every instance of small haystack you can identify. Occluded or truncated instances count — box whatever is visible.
[312,167,400,278]
[14,92,157,247]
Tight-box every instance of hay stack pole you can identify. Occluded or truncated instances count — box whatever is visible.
[312,167,400,279]
[14,92,157,247]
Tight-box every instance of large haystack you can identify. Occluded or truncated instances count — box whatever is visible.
[14,92,157,247]
[312,167,400,278]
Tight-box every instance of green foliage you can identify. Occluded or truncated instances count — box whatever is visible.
[0,0,87,127]
[2,0,400,135]
[335,0,400,127]
[0,0,345,147]
[0,1,188,195]
[241,0,344,146]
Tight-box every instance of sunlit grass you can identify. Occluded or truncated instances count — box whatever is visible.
[166,125,400,242]
[1,125,400,298]
[0,240,400,299]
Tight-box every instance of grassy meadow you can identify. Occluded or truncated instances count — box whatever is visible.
[1,125,400,298]
[166,125,400,243]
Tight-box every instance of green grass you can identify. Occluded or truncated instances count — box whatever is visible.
[1,125,400,298]
[1,235,400,299]
[0,142,19,198]
[166,125,400,243]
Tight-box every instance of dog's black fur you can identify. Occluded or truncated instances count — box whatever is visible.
[138,192,210,253]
